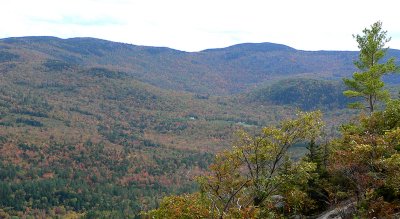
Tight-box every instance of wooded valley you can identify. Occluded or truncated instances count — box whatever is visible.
[0,21,399,218]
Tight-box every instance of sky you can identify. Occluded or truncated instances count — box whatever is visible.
[1,0,400,52]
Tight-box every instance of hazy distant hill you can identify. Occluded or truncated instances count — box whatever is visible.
[2,36,399,94]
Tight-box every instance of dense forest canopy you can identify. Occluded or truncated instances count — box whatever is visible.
[250,78,352,110]
[146,21,400,219]
[0,21,399,218]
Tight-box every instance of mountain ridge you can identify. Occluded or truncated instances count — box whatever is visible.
[5,36,400,53]
[1,36,399,95]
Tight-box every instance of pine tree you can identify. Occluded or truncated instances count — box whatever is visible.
[343,21,397,113]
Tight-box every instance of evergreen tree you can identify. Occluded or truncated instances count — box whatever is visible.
[343,21,397,113]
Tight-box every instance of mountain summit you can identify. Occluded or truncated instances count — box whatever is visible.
[1,36,399,94]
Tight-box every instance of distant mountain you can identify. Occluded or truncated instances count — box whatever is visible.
[1,36,399,94]
[0,36,383,217]
[202,42,296,52]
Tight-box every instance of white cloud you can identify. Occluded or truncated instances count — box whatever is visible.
[1,0,399,51]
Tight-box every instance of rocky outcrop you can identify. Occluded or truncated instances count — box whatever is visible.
[316,201,356,219]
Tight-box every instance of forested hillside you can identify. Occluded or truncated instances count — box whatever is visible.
[0,31,399,218]
[145,21,400,219]
[2,36,400,95]
[0,43,303,218]
[249,78,352,110]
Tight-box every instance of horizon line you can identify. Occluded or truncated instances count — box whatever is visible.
[2,35,399,53]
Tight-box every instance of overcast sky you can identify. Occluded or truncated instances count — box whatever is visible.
[1,0,399,52]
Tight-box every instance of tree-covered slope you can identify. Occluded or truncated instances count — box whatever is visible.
[144,21,400,219]
[2,36,399,94]
[249,78,352,110]
[0,35,396,217]
[0,45,298,217]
